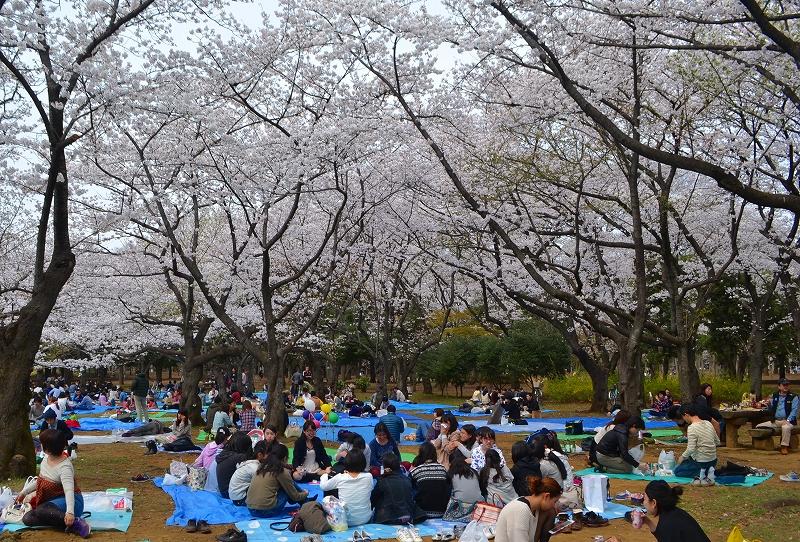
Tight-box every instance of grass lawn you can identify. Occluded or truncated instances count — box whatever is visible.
[6,400,799,541]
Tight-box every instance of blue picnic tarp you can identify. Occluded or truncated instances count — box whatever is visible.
[154,477,319,526]
[73,417,145,432]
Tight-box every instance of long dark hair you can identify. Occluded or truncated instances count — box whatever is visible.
[530,439,567,480]
[460,424,477,450]
[479,449,509,492]
[257,443,289,476]
[176,409,190,429]
[448,454,476,479]
[511,441,531,464]
[413,441,438,467]
[644,480,683,515]
[699,383,713,407]
[348,433,366,453]
[605,410,631,429]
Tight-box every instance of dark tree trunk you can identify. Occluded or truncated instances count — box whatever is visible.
[180,364,204,425]
[677,340,700,404]
[617,338,644,414]
[0,342,38,478]
[422,377,432,394]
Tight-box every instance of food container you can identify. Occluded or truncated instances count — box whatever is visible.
[630,492,645,505]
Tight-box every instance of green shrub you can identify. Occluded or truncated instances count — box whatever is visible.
[543,372,765,404]
[354,376,370,393]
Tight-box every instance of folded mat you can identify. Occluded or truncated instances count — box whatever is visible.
[574,468,773,487]
[237,517,462,542]
[154,477,320,526]
[2,490,133,532]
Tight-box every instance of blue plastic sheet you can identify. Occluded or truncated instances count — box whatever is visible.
[73,418,145,432]
[154,477,319,526]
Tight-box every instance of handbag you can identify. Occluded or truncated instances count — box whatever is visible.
[442,498,475,522]
[471,501,502,524]
[298,501,332,534]
[187,466,208,490]
[0,502,32,524]
[270,509,304,533]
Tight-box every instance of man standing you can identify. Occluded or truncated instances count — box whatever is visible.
[132,371,150,423]
[291,369,304,398]
[756,378,798,455]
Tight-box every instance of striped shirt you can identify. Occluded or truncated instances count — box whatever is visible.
[681,420,719,463]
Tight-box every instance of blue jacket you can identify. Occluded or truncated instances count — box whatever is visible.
[369,438,400,468]
[379,413,405,442]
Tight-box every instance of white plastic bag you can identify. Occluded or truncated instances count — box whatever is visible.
[322,495,348,532]
[459,520,490,542]
[169,460,189,478]
[658,450,676,470]
[629,444,645,463]
[0,486,13,510]
[582,474,607,513]
[162,473,187,485]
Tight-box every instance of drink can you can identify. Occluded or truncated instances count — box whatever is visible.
[632,509,643,528]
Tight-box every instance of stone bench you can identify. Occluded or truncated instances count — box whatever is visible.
[748,426,800,451]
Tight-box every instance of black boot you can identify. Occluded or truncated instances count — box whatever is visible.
[144,440,157,455]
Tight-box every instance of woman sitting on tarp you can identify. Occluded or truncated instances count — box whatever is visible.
[595,416,648,474]
[247,443,309,517]
[16,429,91,538]
[151,409,200,453]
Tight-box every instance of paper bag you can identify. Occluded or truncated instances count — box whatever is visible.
[582,474,607,513]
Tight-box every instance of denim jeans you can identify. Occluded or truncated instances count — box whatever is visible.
[674,458,716,478]
[248,489,288,517]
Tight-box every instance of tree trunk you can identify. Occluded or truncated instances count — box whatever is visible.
[0,343,38,478]
[676,340,700,404]
[747,322,765,399]
[265,354,288,433]
[422,377,432,394]
[180,363,204,425]
[617,338,644,414]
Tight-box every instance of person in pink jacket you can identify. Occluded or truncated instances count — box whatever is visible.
[194,427,230,469]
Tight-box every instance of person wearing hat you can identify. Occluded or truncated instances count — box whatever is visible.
[756,378,798,455]
[39,409,74,442]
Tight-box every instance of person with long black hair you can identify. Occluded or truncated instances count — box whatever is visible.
[246,443,309,517]
[510,441,542,496]
[292,420,332,482]
[410,442,451,518]
[371,452,425,524]
[607,481,710,542]
[443,455,482,521]
[479,449,517,505]
[217,432,253,499]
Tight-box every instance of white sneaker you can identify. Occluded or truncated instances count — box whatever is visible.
[396,528,415,542]
[407,527,423,542]
[691,477,702,486]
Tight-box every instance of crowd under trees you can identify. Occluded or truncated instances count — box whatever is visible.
[1,0,798,477]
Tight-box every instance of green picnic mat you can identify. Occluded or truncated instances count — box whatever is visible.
[574,468,773,487]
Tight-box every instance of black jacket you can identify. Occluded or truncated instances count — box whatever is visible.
[292,437,331,469]
[596,425,639,467]
[216,450,250,499]
[131,374,149,398]
[39,419,74,441]
[371,472,426,524]
[510,456,542,496]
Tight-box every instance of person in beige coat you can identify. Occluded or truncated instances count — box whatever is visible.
[432,414,462,469]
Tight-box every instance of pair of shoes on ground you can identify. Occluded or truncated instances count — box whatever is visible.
[396,526,422,542]
[186,519,212,534]
[130,473,152,482]
[691,477,716,486]
[299,535,324,542]
[215,527,246,542]
[432,531,455,540]
[583,512,608,527]
[351,529,372,541]
[779,471,799,482]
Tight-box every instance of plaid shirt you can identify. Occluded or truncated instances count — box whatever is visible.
[239,409,257,432]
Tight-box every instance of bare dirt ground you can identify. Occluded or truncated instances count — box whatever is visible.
[4,402,799,542]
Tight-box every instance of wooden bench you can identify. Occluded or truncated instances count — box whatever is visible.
[748,426,800,451]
